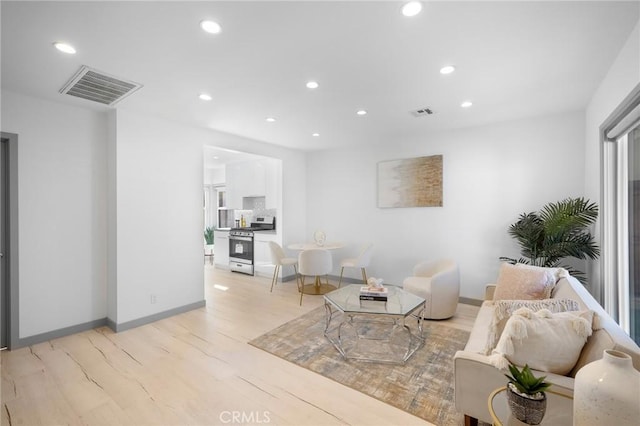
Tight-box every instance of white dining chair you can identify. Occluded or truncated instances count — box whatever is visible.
[338,243,374,288]
[268,241,300,294]
[298,248,332,306]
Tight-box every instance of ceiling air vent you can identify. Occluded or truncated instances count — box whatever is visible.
[59,65,143,106]
[410,107,435,117]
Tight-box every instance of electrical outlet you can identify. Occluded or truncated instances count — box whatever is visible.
[150,294,157,304]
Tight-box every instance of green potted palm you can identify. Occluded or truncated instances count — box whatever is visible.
[504,363,551,425]
[500,197,600,284]
[204,227,214,255]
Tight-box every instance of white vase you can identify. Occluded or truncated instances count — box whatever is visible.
[573,349,640,426]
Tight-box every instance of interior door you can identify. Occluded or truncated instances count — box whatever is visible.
[0,138,8,349]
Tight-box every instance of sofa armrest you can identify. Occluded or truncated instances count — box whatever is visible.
[454,350,574,423]
[485,284,496,301]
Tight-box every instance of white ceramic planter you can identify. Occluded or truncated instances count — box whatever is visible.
[573,349,640,426]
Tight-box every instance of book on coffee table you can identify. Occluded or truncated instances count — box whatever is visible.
[359,286,388,301]
[359,295,388,301]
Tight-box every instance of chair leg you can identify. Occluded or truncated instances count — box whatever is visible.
[338,267,344,288]
[361,267,367,284]
[293,264,301,292]
[270,264,279,292]
[299,275,305,306]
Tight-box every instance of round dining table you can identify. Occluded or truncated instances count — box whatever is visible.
[287,242,344,251]
[287,242,345,295]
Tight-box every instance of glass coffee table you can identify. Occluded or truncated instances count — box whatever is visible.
[323,284,426,364]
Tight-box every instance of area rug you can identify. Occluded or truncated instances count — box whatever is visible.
[249,306,470,426]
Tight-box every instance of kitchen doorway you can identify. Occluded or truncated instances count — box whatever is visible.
[202,146,282,277]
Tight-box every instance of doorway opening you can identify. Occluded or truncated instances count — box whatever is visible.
[1,132,19,350]
[1,137,8,349]
[202,146,283,279]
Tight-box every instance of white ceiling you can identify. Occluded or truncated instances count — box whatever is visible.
[2,1,639,152]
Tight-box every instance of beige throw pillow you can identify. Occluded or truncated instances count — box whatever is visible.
[489,307,593,375]
[483,298,580,355]
[515,263,569,297]
[493,263,556,301]
[515,263,569,282]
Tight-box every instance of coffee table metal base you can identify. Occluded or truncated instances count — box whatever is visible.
[323,302,425,364]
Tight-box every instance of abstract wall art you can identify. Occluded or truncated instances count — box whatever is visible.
[377,155,443,208]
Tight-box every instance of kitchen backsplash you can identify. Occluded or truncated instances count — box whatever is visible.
[242,196,265,210]
[234,196,276,227]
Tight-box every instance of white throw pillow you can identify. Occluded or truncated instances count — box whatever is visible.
[493,263,556,301]
[483,298,580,355]
[489,307,593,375]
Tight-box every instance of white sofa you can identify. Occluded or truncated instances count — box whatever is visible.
[454,274,640,425]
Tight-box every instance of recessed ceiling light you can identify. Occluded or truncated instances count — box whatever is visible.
[312,133,320,137]
[461,101,473,108]
[440,65,456,75]
[199,93,212,101]
[266,117,276,122]
[53,42,76,54]
[200,20,222,34]
[213,156,219,160]
[306,81,319,89]
[356,110,367,116]
[402,1,423,17]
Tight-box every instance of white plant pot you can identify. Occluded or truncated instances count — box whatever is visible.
[573,349,640,426]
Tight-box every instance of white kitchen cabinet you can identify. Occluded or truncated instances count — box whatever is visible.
[224,163,241,209]
[225,158,281,210]
[213,230,230,268]
[264,158,280,210]
[253,232,278,277]
[226,161,266,209]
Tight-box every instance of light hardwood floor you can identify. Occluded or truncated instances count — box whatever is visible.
[1,266,479,426]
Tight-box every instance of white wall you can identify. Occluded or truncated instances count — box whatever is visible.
[1,90,108,337]
[306,111,586,299]
[107,110,117,322]
[1,91,305,338]
[585,19,640,291]
[111,109,306,324]
[112,111,206,323]
[0,90,305,337]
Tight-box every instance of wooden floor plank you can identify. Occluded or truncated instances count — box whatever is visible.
[1,265,479,425]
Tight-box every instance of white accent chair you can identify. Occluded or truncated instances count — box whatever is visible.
[268,241,300,294]
[402,259,460,319]
[338,243,374,288]
[298,248,332,306]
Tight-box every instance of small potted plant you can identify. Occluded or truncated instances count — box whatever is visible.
[504,363,551,425]
[204,227,214,255]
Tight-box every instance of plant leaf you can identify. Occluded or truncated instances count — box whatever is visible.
[500,197,600,285]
